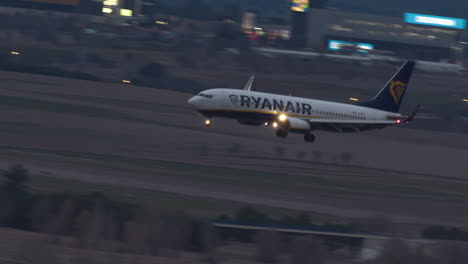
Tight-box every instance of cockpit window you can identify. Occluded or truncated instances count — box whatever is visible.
[198,93,213,99]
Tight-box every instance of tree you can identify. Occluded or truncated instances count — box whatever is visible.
[0,165,31,229]
[436,241,468,264]
[423,226,468,241]
[124,220,150,254]
[74,209,92,247]
[376,238,413,264]
[200,223,220,263]
[255,230,281,263]
[124,210,164,255]
[16,240,58,264]
[162,212,193,251]
[294,213,311,227]
[235,206,270,224]
[51,199,76,236]
[103,213,119,242]
[361,216,395,234]
[82,202,106,250]
[2,164,29,193]
[30,197,53,232]
[289,236,327,264]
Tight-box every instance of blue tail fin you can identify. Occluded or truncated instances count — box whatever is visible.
[358,61,415,113]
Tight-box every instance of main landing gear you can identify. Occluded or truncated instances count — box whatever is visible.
[304,133,316,143]
[276,127,288,138]
[275,126,316,143]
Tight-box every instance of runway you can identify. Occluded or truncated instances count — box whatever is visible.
[1,71,468,226]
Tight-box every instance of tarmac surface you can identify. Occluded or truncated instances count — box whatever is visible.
[1,71,468,227]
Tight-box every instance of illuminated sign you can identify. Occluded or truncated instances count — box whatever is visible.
[120,8,132,17]
[328,40,374,53]
[291,0,309,12]
[102,7,112,13]
[404,13,466,29]
[103,0,118,6]
[242,12,256,30]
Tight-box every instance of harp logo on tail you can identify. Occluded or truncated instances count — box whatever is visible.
[389,81,407,104]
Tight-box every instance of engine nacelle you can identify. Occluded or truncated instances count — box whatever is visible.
[285,117,311,133]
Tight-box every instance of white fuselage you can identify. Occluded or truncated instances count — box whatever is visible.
[188,88,401,125]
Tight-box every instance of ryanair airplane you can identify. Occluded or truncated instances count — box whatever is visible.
[188,61,420,143]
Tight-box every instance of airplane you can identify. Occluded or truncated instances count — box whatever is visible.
[187,61,420,143]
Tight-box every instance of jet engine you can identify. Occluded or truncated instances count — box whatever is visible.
[286,117,311,132]
[276,116,311,138]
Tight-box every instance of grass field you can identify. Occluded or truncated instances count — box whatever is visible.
[0,71,468,228]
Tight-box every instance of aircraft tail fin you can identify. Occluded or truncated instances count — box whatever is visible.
[358,61,415,113]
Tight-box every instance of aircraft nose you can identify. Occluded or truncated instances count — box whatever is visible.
[187,96,198,107]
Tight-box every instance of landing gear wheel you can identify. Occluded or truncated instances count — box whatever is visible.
[204,119,212,127]
[304,133,316,143]
[276,128,288,138]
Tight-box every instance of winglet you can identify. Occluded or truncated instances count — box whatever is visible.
[404,104,421,123]
[243,76,255,91]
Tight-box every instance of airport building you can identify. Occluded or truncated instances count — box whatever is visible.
[0,0,102,14]
[306,9,466,61]
[0,0,140,17]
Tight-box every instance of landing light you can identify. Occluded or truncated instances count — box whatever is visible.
[272,122,278,128]
[349,97,359,102]
[463,99,468,102]
[264,122,269,126]
[278,114,288,122]
[122,79,131,84]
[205,120,211,125]
[10,51,20,55]
[396,120,402,124]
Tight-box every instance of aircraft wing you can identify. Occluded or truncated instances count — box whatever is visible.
[307,119,397,133]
